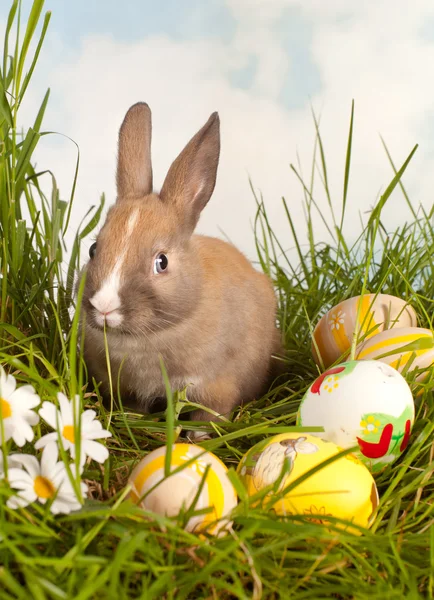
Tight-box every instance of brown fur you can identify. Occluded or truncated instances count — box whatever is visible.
[80,102,283,426]
[117,103,153,198]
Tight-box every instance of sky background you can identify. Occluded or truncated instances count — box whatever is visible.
[2,0,434,263]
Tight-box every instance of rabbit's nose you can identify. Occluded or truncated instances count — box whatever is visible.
[89,296,120,315]
[89,274,122,315]
[89,284,123,328]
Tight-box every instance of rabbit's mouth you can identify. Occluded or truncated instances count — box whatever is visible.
[83,291,124,330]
[95,309,123,329]
[85,302,124,331]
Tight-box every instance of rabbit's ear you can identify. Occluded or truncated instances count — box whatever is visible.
[160,112,220,231]
[116,102,153,199]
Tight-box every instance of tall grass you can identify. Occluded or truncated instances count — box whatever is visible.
[1,1,434,598]
[0,0,104,389]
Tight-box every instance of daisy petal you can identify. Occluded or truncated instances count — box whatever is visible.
[84,427,112,440]
[12,420,35,447]
[51,499,79,514]
[34,432,58,450]
[39,402,60,429]
[81,410,97,424]
[10,428,25,448]
[25,410,40,427]
[51,468,67,487]
[0,421,14,444]
[0,368,16,397]
[7,494,32,509]
[83,418,103,432]
[7,467,34,485]
[10,386,40,409]
[8,455,40,479]
[58,392,73,424]
[82,439,109,463]
[41,442,59,474]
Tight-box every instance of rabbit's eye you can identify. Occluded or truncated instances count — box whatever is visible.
[89,242,97,259]
[154,253,168,274]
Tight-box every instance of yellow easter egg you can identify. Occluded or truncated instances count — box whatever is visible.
[238,433,378,533]
[129,443,237,535]
[356,326,434,382]
[312,294,417,368]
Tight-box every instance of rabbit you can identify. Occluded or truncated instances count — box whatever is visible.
[80,102,284,438]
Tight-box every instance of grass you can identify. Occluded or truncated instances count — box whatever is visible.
[1,1,434,598]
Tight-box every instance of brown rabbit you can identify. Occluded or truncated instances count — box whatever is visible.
[81,102,283,437]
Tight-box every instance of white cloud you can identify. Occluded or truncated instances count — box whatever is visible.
[18,0,434,271]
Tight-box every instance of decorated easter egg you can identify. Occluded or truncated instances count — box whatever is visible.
[356,327,434,382]
[312,294,417,368]
[297,360,414,472]
[238,432,378,532]
[129,443,237,535]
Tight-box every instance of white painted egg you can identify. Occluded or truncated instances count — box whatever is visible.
[297,360,415,473]
[128,443,237,535]
[312,294,417,368]
[356,326,434,382]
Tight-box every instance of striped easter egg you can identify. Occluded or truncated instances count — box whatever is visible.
[356,326,434,382]
[129,443,237,536]
[312,294,417,368]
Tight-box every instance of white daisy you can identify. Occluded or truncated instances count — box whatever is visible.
[0,451,19,477]
[0,367,40,447]
[35,392,111,465]
[7,442,88,514]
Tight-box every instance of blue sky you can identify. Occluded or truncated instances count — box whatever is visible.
[33,0,320,110]
[2,0,434,260]
[50,1,238,44]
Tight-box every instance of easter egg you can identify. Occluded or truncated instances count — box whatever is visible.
[356,326,434,382]
[128,443,237,535]
[297,360,415,472]
[312,294,417,368]
[238,432,378,532]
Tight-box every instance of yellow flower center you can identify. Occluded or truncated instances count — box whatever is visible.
[34,475,55,499]
[1,398,12,419]
[62,425,75,444]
